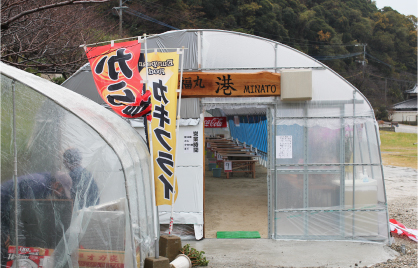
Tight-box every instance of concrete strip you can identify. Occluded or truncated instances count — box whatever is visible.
[187,239,398,267]
[395,124,417,134]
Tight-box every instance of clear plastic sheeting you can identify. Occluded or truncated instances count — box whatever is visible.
[1,63,156,268]
[145,30,198,70]
[202,97,275,111]
[57,29,389,244]
[271,99,389,243]
[160,225,196,241]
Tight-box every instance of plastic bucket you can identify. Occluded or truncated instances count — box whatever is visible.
[170,254,192,268]
[212,168,222,177]
[208,163,217,171]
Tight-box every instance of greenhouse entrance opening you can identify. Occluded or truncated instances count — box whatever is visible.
[202,98,273,238]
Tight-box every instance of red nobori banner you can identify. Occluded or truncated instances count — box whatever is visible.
[204,117,227,128]
[85,40,151,118]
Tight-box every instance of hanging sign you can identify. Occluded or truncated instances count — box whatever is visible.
[217,153,223,161]
[143,52,180,206]
[276,135,292,159]
[85,40,151,118]
[224,161,232,172]
[234,116,240,127]
[179,71,281,97]
[204,117,227,128]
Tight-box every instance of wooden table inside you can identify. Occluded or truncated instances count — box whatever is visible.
[217,153,260,179]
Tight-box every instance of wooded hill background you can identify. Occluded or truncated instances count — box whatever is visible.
[1,0,417,118]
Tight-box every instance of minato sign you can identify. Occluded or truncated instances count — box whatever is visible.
[179,71,281,98]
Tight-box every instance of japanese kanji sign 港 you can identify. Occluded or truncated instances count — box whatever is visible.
[85,40,151,118]
[179,71,281,98]
[142,52,180,206]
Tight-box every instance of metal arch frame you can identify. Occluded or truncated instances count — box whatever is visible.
[148,29,376,113]
[1,71,149,267]
[170,28,389,243]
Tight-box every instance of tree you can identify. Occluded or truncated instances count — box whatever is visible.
[1,0,115,76]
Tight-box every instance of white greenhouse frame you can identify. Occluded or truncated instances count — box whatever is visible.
[62,29,391,244]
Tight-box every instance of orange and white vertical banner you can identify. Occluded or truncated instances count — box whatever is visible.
[140,52,180,206]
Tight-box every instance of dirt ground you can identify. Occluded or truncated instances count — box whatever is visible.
[204,160,268,238]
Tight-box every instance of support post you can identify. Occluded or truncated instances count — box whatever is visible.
[12,80,20,266]
[169,46,185,235]
[119,0,122,36]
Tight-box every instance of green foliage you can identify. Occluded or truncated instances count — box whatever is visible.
[375,105,389,121]
[179,244,209,266]
[51,76,66,85]
[24,67,41,77]
[104,0,417,109]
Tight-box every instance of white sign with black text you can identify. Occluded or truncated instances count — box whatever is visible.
[224,161,232,172]
[276,135,292,159]
[184,131,199,153]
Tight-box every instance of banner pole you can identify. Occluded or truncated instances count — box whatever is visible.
[169,47,185,235]
[144,34,160,259]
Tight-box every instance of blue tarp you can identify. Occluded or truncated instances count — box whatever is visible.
[228,115,267,153]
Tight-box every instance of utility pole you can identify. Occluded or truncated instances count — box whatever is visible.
[355,43,367,78]
[362,43,367,78]
[119,0,122,36]
[385,78,387,106]
[114,0,128,37]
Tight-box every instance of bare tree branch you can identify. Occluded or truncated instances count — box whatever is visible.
[1,0,120,74]
[1,0,109,30]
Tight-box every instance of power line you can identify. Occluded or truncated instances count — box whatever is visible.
[367,73,416,83]
[119,5,417,78]
[312,52,363,60]
[366,52,417,77]
[124,8,179,30]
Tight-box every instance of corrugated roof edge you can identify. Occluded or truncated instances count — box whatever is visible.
[392,98,418,109]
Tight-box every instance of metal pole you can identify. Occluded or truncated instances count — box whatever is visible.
[144,34,160,259]
[339,104,345,238]
[169,46,185,235]
[363,44,366,78]
[119,0,123,37]
[12,80,20,265]
[303,105,308,236]
[352,90,356,239]
[273,103,277,238]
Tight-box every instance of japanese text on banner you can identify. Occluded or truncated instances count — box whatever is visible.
[85,40,151,118]
[141,52,179,206]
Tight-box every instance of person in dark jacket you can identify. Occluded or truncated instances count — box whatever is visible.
[1,172,72,267]
[63,148,100,209]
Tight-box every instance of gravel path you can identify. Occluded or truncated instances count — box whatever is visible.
[369,166,417,268]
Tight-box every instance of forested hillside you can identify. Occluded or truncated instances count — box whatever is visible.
[2,0,416,116]
[117,0,417,114]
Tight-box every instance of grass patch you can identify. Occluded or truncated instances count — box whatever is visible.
[379,131,417,169]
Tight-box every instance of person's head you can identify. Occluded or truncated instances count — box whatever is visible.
[50,172,72,199]
[63,148,82,170]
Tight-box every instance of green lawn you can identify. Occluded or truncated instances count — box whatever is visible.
[379,131,417,169]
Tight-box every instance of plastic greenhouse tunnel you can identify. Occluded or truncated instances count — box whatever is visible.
[1,62,157,268]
